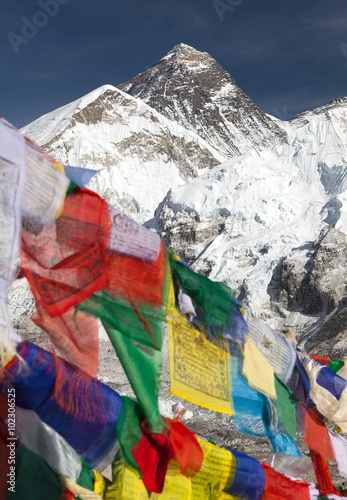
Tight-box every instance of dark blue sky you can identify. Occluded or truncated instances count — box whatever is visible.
[2,0,347,128]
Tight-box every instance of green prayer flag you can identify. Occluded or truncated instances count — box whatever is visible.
[76,459,95,491]
[274,375,298,437]
[170,253,236,335]
[77,291,164,433]
[328,359,344,373]
[7,444,63,500]
[116,396,143,472]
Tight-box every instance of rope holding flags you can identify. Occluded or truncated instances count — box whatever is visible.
[0,116,347,498]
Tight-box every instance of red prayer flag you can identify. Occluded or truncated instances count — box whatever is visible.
[132,420,172,493]
[261,463,311,500]
[167,419,203,477]
[21,187,111,317]
[304,408,335,461]
[105,241,167,308]
[32,306,99,377]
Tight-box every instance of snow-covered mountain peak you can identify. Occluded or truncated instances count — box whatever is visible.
[161,43,216,70]
[119,45,287,158]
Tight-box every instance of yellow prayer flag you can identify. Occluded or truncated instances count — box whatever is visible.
[168,306,234,414]
[191,439,236,499]
[151,461,192,499]
[94,470,106,497]
[104,458,148,500]
[242,337,276,399]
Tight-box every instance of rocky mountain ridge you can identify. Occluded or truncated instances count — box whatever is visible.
[119,43,287,157]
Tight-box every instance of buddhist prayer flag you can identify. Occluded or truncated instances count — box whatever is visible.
[2,341,122,469]
[226,449,265,500]
[7,444,64,500]
[304,408,335,461]
[191,439,236,498]
[21,187,111,317]
[303,357,347,432]
[168,304,234,414]
[328,431,347,479]
[274,375,298,438]
[15,406,83,482]
[105,239,167,308]
[243,337,276,399]
[32,305,99,377]
[78,291,165,433]
[170,254,237,337]
[261,463,312,500]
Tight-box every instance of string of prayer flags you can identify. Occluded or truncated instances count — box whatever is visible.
[2,118,347,498]
[226,449,265,500]
[32,305,99,377]
[78,290,165,433]
[21,186,111,317]
[2,340,122,469]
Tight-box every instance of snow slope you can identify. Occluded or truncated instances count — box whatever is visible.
[22,84,225,221]
[154,98,347,325]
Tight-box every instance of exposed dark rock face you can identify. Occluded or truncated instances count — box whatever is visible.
[268,226,347,354]
[119,43,287,158]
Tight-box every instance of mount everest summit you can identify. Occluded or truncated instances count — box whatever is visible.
[20,43,347,356]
